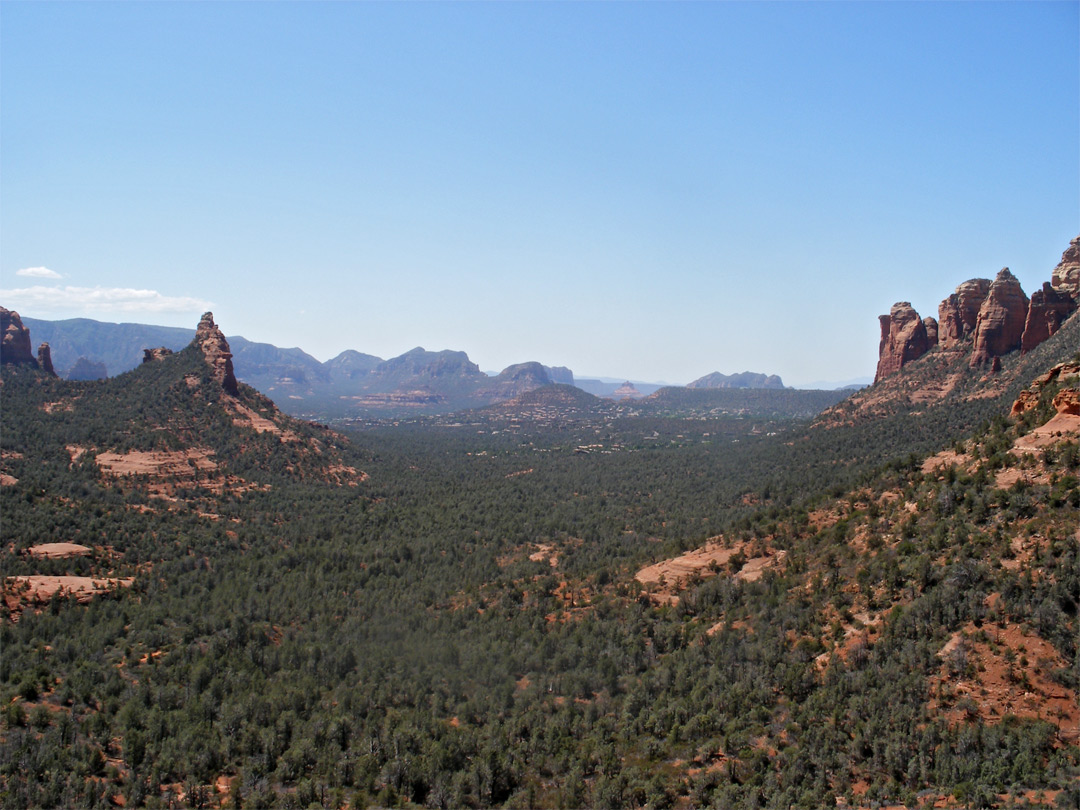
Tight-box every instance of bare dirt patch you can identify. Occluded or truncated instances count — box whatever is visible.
[528,544,559,567]
[42,399,77,414]
[921,449,972,475]
[929,622,1079,742]
[1012,412,1079,454]
[0,474,16,486]
[27,543,92,559]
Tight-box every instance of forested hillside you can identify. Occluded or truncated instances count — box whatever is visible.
[1,313,1078,809]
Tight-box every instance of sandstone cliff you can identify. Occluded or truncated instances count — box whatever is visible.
[37,343,56,376]
[970,269,1029,367]
[1050,236,1080,300]
[874,302,931,383]
[1,307,38,367]
[937,279,991,349]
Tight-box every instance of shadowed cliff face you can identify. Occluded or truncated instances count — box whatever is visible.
[1,307,38,368]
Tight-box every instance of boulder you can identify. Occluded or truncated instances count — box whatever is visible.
[970,269,1028,366]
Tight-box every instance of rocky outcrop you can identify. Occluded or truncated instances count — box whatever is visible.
[937,279,991,349]
[1050,236,1080,300]
[1010,362,1080,417]
[194,312,239,395]
[1,307,39,367]
[875,302,931,383]
[923,317,939,348]
[143,347,174,364]
[614,381,642,399]
[37,343,56,376]
[970,269,1029,367]
[1020,282,1077,353]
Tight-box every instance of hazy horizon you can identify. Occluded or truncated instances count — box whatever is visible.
[2,2,1077,388]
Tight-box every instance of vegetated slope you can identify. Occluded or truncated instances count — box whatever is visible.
[1,327,1077,807]
[642,385,851,419]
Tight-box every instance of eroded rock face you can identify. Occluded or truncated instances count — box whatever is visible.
[970,269,1028,367]
[194,312,238,395]
[923,317,939,348]
[875,302,931,383]
[1,307,38,367]
[1010,362,1080,417]
[1050,236,1080,300]
[938,279,991,349]
[37,343,56,376]
[1021,282,1077,353]
[143,347,174,364]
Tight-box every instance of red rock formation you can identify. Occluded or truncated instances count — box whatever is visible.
[1050,236,1080,300]
[937,279,991,349]
[874,302,931,383]
[194,312,239,395]
[37,343,56,376]
[970,269,1028,367]
[1010,362,1080,417]
[923,317,939,348]
[142,347,174,363]
[1,307,39,367]
[1020,282,1077,353]
[1054,388,1080,416]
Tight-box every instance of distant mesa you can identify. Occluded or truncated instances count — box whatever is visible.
[67,357,108,381]
[545,365,575,386]
[613,381,642,399]
[687,371,786,390]
[874,236,1080,382]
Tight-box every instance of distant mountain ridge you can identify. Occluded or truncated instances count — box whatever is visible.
[687,370,786,390]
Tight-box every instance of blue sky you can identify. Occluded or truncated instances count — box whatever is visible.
[2,1,1077,386]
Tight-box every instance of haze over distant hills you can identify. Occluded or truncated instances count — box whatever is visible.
[17,314,802,417]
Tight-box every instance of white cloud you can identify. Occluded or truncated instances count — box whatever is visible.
[0,285,212,314]
[15,266,63,280]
